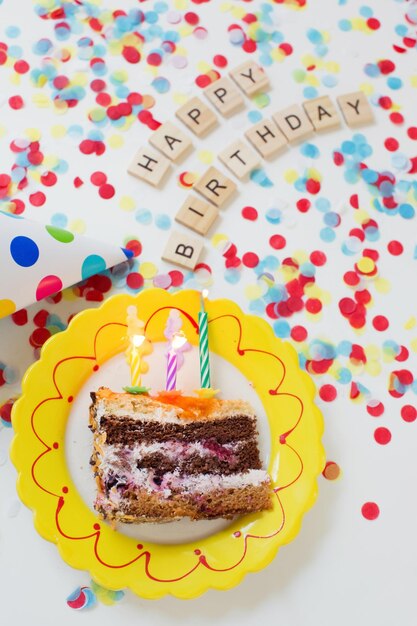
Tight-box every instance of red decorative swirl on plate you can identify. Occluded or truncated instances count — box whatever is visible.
[28,308,304,582]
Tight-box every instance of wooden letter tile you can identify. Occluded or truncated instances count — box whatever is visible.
[272,104,315,144]
[175,96,218,137]
[337,91,374,128]
[229,61,270,97]
[149,121,192,162]
[204,77,245,118]
[175,194,219,235]
[218,139,260,180]
[193,166,237,208]
[245,119,288,159]
[303,96,341,132]
[127,146,170,187]
[162,230,204,270]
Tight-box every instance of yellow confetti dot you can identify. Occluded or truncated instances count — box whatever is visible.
[32,93,50,108]
[25,128,41,141]
[211,233,229,248]
[108,134,124,149]
[68,219,86,234]
[43,155,59,169]
[197,60,212,73]
[245,284,263,301]
[140,262,157,279]
[357,257,375,274]
[73,72,88,87]
[0,299,16,318]
[404,316,416,330]
[51,125,67,139]
[141,95,155,109]
[119,195,135,212]
[365,361,381,376]
[198,150,214,165]
[359,82,374,96]
[252,93,270,108]
[410,338,417,353]
[284,168,298,184]
[374,277,390,294]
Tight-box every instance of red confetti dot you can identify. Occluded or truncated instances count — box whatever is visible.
[306,298,322,314]
[90,79,106,92]
[185,11,199,25]
[40,171,57,187]
[0,174,11,187]
[379,96,392,110]
[389,112,403,125]
[98,183,115,199]
[374,427,391,445]
[11,309,28,326]
[366,401,384,417]
[126,272,144,290]
[195,74,211,88]
[269,234,286,250]
[8,95,24,109]
[310,250,326,266]
[296,198,311,213]
[343,271,360,286]
[306,179,321,194]
[241,206,258,220]
[147,52,162,66]
[29,191,46,206]
[290,325,307,342]
[125,239,142,257]
[213,54,227,68]
[372,315,389,331]
[387,240,403,255]
[14,59,29,74]
[407,127,417,140]
[73,177,83,188]
[33,309,48,327]
[339,298,356,315]
[384,137,399,152]
[319,384,337,402]
[242,39,257,53]
[361,502,380,520]
[30,327,51,348]
[367,17,380,30]
[242,252,259,268]
[401,405,417,423]
[279,42,293,56]
[168,270,183,287]
[122,46,141,64]
[90,171,107,186]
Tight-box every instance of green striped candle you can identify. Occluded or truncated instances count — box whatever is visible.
[198,292,211,389]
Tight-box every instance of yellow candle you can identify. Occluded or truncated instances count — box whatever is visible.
[130,334,146,387]
[125,306,151,388]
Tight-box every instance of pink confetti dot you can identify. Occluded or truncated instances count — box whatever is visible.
[242,206,258,220]
[361,502,380,520]
[14,59,29,74]
[401,405,417,423]
[372,315,389,331]
[98,183,115,199]
[374,427,391,445]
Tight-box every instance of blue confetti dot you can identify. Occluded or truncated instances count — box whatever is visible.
[323,212,340,227]
[265,208,282,224]
[155,214,171,230]
[338,19,352,31]
[81,254,106,280]
[322,74,338,88]
[320,227,336,242]
[152,77,170,93]
[135,208,152,225]
[315,198,331,212]
[6,25,21,38]
[399,203,415,219]
[248,110,263,124]
[359,5,373,17]
[341,140,355,155]
[387,76,402,90]
[301,143,320,159]
[224,268,241,284]
[303,86,319,99]
[51,213,68,228]
[10,236,39,267]
[273,320,291,338]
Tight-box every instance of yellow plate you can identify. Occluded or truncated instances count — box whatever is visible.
[11,289,325,599]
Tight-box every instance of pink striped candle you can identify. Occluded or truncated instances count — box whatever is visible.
[166,333,187,391]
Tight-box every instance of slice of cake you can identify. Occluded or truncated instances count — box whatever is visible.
[89,387,272,523]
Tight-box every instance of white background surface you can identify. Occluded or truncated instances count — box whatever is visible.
[1,0,416,624]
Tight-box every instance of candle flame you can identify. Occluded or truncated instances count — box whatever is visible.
[202,289,209,299]
[132,334,145,348]
[200,289,209,311]
[171,333,187,350]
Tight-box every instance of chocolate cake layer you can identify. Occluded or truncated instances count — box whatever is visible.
[99,414,257,445]
[134,440,261,475]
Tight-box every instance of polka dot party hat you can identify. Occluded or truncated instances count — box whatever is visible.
[0,211,133,319]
